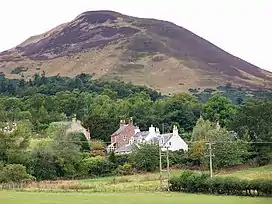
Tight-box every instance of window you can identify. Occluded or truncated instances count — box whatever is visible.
[160,138,164,145]
[123,135,127,141]
[169,142,172,146]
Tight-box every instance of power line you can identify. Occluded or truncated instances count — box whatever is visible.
[44,140,272,144]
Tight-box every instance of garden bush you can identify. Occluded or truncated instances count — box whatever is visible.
[169,170,272,197]
[116,162,134,175]
[0,164,34,183]
[79,156,115,177]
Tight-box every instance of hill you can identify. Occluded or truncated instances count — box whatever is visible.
[0,10,272,93]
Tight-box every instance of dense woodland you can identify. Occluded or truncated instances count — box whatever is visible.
[0,73,271,182]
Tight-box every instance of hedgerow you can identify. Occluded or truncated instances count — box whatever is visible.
[169,170,272,197]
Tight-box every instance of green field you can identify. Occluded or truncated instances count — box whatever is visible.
[75,165,272,192]
[0,191,271,204]
[218,165,272,180]
[1,165,271,193]
[0,165,271,204]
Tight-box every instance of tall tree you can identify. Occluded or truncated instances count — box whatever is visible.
[0,122,32,164]
[202,94,237,127]
[190,117,249,169]
[229,99,272,165]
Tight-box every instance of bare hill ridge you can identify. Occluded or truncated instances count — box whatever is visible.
[0,10,271,93]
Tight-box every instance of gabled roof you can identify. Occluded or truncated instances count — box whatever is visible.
[160,133,173,144]
[111,124,134,136]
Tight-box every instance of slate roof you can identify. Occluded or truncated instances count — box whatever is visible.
[115,143,138,154]
[133,131,149,138]
[160,133,173,144]
[133,131,173,145]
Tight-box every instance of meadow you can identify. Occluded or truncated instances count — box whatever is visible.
[1,165,271,192]
[0,165,271,203]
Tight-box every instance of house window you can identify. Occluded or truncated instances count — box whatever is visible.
[123,135,127,141]
[160,138,164,145]
[169,142,171,146]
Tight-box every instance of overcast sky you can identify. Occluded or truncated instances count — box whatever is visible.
[0,0,271,71]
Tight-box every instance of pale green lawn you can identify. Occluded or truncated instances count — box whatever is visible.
[0,191,271,204]
[218,165,272,180]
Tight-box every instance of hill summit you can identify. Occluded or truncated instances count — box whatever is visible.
[0,10,271,93]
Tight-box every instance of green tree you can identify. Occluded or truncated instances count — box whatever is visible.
[190,117,249,169]
[158,93,201,132]
[28,143,61,180]
[0,122,32,164]
[84,95,120,141]
[202,94,237,127]
[130,144,159,172]
[229,99,272,165]
[69,132,90,152]
[51,126,82,177]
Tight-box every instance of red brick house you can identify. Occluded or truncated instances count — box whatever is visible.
[107,118,138,152]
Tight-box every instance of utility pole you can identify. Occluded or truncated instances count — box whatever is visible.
[206,142,214,177]
[166,146,170,191]
[158,124,170,192]
[159,144,163,191]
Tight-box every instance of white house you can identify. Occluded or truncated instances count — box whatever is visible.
[115,124,188,154]
[159,125,188,152]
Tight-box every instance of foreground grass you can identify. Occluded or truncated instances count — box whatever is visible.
[0,191,271,204]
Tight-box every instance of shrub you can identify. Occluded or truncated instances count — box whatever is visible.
[79,156,115,177]
[116,163,133,175]
[115,154,130,166]
[28,146,61,181]
[90,140,106,157]
[130,144,159,172]
[0,164,34,183]
[169,170,272,197]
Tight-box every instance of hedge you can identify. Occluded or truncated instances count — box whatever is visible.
[169,171,272,197]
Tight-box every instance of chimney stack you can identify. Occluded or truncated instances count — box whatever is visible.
[155,127,160,136]
[173,125,178,136]
[149,124,155,134]
[129,117,133,124]
[120,119,126,127]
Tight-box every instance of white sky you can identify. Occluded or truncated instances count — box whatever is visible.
[0,0,271,72]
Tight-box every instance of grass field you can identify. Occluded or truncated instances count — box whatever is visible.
[218,165,272,180]
[75,165,272,192]
[0,191,271,204]
[1,165,271,192]
[0,165,271,204]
